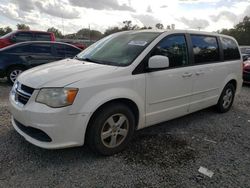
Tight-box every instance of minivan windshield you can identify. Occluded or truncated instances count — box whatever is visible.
[75,31,160,66]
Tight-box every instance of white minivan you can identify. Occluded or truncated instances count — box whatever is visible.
[9,30,242,155]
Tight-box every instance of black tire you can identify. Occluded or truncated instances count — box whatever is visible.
[7,66,25,85]
[86,102,135,156]
[216,83,235,113]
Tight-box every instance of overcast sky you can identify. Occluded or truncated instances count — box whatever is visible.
[0,0,250,34]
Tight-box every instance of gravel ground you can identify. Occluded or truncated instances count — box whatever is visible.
[0,78,250,188]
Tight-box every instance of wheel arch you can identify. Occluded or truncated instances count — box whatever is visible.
[221,74,239,94]
[90,98,139,126]
[227,79,237,91]
[84,97,141,144]
[6,64,27,73]
[217,76,238,105]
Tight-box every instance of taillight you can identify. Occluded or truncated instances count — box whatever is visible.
[243,62,250,71]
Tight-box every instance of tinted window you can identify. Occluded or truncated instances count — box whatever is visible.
[221,37,240,60]
[6,44,32,53]
[31,43,52,54]
[54,44,80,57]
[191,35,220,64]
[65,46,81,56]
[15,32,33,42]
[35,33,51,41]
[151,35,188,67]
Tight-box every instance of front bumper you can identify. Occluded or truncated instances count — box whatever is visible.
[9,89,90,149]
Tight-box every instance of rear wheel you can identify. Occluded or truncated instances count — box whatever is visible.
[7,67,25,85]
[86,103,135,156]
[216,83,235,113]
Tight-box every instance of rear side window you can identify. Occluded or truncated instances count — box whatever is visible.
[31,43,52,54]
[151,35,189,67]
[54,44,80,57]
[65,46,81,56]
[191,35,220,64]
[14,32,33,42]
[221,37,240,60]
[35,33,51,41]
[6,44,32,53]
[54,44,66,56]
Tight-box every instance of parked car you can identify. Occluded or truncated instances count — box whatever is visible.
[64,41,86,50]
[9,30,242,155]
[240,46,250,55]
[0,30,55,49]
[243,58,250,84]
[242,53,250,61]
[0,41,81,84]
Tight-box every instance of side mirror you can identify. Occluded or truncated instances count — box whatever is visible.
[10,35,16,43]
[148,55,169,69]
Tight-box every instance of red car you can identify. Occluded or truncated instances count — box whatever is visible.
[243,60,250,84]
[0,30,55,48]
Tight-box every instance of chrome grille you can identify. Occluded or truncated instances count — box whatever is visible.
[12,82,34,106]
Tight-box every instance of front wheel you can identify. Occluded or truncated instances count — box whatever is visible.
[7,67,25,85]
[216,83,235,113]
[86,103,135,155]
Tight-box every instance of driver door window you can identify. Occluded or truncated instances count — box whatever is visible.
[151,35,189,68]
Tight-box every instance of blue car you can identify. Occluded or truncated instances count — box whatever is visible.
[0,41,81,84]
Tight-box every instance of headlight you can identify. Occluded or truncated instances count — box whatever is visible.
[36,88,78,108]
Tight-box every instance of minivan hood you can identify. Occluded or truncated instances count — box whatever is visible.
[18,59,118,88]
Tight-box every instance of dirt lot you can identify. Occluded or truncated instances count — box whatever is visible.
[0,78,250,188]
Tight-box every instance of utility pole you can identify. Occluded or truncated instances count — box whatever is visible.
[89,24,91,43]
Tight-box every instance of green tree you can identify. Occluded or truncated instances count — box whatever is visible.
[5,26,12,33]
[104,22,152,36]
[122,20,132,30]
[155,23,164,29]
[220,16,250,45]
[0,26,12,36]
[140,26,153,30]
[104,27,120,36]
[75,28,102,40]
[17,23,30,30]
[121,20,141,31]
[47,27,63,38]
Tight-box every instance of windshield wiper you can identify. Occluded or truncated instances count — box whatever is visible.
[74,56,114,66]
[81,58,97,63]
[75,56,97,63]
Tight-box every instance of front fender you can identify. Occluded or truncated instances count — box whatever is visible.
[220,73,242,97]
[70,87,145,130]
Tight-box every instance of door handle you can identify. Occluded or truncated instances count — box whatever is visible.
[182,72,193,78]
[195,71,205,76]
